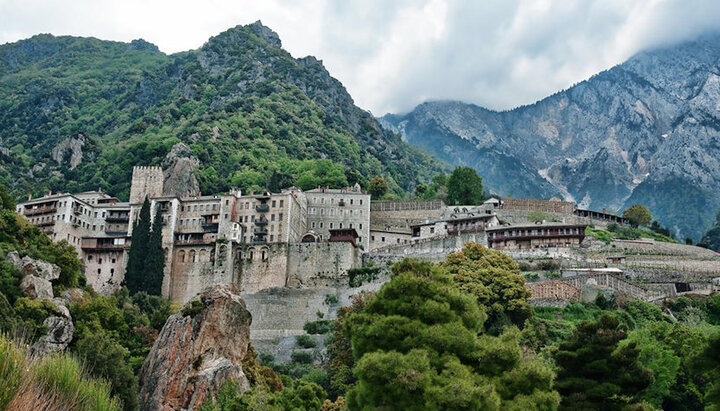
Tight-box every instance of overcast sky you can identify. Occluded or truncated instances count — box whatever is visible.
[2,0,720,114]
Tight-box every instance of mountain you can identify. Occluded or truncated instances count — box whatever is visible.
[380,33,720,241]
[0,22,443,201]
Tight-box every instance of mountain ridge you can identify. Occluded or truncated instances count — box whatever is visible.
[0,21,444,201]
[381,32,720,240]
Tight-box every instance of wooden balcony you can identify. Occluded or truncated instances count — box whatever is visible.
[24,205,57,216]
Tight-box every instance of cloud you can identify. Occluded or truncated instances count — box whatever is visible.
[1,0,719,114]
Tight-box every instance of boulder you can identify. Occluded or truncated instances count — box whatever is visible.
[31,316,74,356]
[139,285,253,411]
[59,288,86,305]
[6,251,61,281]
[21,275,53,300]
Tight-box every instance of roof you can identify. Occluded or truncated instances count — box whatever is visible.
[410,212,497,228]
[369,225,413,235]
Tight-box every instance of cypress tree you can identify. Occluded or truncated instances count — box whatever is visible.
[144,205,165,295]
[125,197,151,294]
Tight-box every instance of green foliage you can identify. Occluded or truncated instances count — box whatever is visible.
[199,378,326,411]
[291,350,315,364]
[296,334,317,349]
[181,299,206,318]
[0,184,14,211]
[344,263,559,410]
[75,331,138,411]
[0,209,84,291]
[323,294,339,305]
[303,320,332,335]
[623,204,652,228]
[554,313,652,410]
[347,266,380,287]
[0,30,444,202]
[528,210,551,223]
[124,198,164,295]
[699,210,720,252]
[0,333,120,410]
[440,243,531,333]
[12,297,60,341]
[586,224,677,244]
[446,166,485,205]
[367,176,389,200]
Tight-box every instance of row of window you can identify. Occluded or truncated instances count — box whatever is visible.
[309,221,363,230]
[308,208,363,216]
[490,228,582,238]
[311,197,363,205]
[180,203,218,212]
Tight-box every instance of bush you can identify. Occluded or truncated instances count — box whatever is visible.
[536,259,560,271]
[517,262,533,272]
[181,299,205,318]
[0,333,120,411]
[324,294,339,305]
[296,334,317,349]
[348,267,380,287]
[291,350,314,364]
[303,320,332,335]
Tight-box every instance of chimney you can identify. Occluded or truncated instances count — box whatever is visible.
[28,194,32,200]
[602,208,606,214]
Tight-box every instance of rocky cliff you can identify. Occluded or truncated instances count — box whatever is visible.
[381,33,720,241]
[138,285,252,411]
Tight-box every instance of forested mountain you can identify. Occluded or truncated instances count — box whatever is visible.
[0,21,443,200]
[381,33,720,241]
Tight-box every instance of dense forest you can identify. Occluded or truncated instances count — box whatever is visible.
[0,22,444,201]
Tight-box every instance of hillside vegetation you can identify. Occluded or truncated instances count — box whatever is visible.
[0,22,444,200]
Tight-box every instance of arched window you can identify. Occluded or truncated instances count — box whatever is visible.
[179,250,186,263]
[199,249,207,262]
[261,250,267,261]
[190,250,196,262]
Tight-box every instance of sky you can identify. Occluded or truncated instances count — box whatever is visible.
[2,0,720,115]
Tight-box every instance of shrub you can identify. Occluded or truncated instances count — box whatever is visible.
[536,259,560,271]
[181,300,205,318]
[296,334,317,349]
[517,262,533,272]
[291,350,314,364]
[348,267,380,287]
[324,294,339,305]
[303,320,332,335]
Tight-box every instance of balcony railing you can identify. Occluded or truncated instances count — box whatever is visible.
[37,220,55,227]
[338,200,346,206]
[81,243,125,251]
[24,205,57,216]
[251,237,267,244]
[488,231,583,242]
[175,238,215,245]
[254,219,268,226]
[253,228,268,236]
[447,226,486,235]
[255,204,269,212]
[105,216,129,223]
[105,230,128,236]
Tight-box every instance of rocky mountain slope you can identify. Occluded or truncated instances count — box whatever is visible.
[0,21,443,200]
[381,33,720,241]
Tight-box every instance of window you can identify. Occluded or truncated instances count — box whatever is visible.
[111,258,116,263]
[110,268,114,275]
[225,200,229,205]
[279,213,283,220]
[280,200,284,207]
[339,223,343,228]
[350,199,354,205]
[271,214,276,221]
[320,222,324,228]
[270,235,274,241]
[360,199,363,205]
[349,223,353,229]
[97,268,101,274]
[88,255,93,261]
[430,227,435,234]
[311,222,316,228]
[272,200,276,207]
[330,222,334,229]
[98,258,103,264]
[359,223,363,229]
[179,251,185,262]
[382,237,386,242]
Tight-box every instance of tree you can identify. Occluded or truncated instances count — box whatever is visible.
[344,259,559,410]
[413,183,427,198]
[528,210,551,223]
[446,167,485,205]
[623,204,652,228]
[125,197,151,294]
[0,184,14,211]
[367,176,389,200]
[699,210,720,252]
[554,314,652,410]
[143,206,165,295]
[440,243,532,334]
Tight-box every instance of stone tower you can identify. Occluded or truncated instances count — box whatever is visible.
[130,166,164,203]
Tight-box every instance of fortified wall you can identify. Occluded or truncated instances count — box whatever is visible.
[370,200,445,228]
[168,240,363,303]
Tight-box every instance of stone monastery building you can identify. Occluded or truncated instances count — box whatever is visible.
[17,166,622,303]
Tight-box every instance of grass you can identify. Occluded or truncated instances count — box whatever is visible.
[0,333,120,411]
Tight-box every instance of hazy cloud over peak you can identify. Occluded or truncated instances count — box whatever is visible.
[1,0,719,114]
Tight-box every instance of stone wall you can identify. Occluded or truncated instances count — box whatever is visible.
[129,166,164,203]
[502,198,574,214]
[286,242,362,288]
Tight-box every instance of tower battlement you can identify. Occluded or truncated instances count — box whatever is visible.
[130,166,164,202]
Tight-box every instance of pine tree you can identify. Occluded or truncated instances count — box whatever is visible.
[554,314,652,410]
[144,206,165,295]
[125,197,151,294]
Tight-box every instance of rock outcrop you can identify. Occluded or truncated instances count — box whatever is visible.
[161,142,200,197]
[139,285,253,411]
[51,134,86,170]
[31,315,74,356]
[20,275,53,300]
[6,251,61,281]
